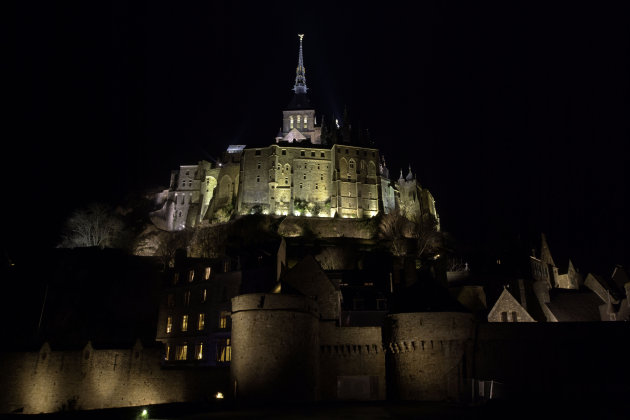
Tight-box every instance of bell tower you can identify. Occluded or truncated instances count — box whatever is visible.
[277,34,321,144]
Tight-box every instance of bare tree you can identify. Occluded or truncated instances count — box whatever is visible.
[59,203,124,248]
[378,208,410,257]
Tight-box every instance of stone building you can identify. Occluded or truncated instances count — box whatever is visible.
[150,35,438,230]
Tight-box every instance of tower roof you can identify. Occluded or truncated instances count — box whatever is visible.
[293,34,307,94]
[286,34,312,110]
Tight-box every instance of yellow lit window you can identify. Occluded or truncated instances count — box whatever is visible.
[205,267,211,280]
[217,339,231,362]
[196,343,203,360]
[181,315,188,332]
[176,344,187,360]
[304,115,307,127]
[165,344,171,360]
[297,115,301,128]
[219,311,230,329]
[290,116,294,129]
[188,270,195,282]
[202,288,207,303]
[166,316,173,334]
[198,313,205,330]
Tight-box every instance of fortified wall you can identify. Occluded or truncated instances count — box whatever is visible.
[0,341,228,414]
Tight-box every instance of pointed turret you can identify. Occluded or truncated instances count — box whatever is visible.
[406,165,414,181]
[293,34,307,94]
[540,233,555,267]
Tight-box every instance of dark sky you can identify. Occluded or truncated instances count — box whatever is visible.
[5,2,629,275]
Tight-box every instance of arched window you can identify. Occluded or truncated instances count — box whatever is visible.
[290,116,294,129]
[297,115,301,128]
[304,115,308,128]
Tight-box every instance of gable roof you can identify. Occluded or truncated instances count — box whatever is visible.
[283,128,307,142]
[546,289,603,322]
[488,288,535,322]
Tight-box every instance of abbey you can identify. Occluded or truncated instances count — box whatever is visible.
[150,35,439,231]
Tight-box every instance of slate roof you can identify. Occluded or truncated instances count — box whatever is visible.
[286,93,312,110]
[547,289,603,322]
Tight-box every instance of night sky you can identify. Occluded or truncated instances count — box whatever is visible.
[5,2,629,275]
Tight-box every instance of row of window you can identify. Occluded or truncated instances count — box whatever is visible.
[173,267,214,285]
[165,339,231,362]
[168,288,208,307]
[166,312,230,333]
[289,115,308,129]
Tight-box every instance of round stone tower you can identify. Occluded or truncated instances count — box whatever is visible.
[230,293,320,402]
[383,312,475,401]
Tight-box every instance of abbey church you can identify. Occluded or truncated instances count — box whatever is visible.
[150,35,439,231]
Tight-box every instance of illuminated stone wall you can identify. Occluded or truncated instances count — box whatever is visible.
[230,294,320,401]
[383,312,475,401]
[0,341,229,414]
[318,323,386,400]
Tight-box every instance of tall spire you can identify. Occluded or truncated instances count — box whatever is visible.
[293,34,307,94]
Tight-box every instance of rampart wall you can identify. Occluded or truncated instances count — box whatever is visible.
[0,341,228,414]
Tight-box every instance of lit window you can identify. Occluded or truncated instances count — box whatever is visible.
[217,339,231,362]
[166,316,173,334]
[219,311,230,329]
[195,343,203,360]
[201,288,207,303]
[176,344,187,361]
[198,313,205,330]
[182,315,188,332]
[297,115,301,127]
[184,290,191,306]
[173,273,180,285]
[304,115,308,127]
[188,270,195,282]
[290,116,294,129]
[165,344,171,360]
[205,267,211,280]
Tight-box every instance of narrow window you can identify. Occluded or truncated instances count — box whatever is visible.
[285,177,288,184]
[198,313,205,330]
[184,290,191,306]
[315,184,318,189]
[511,312,518,322]
[301,150,305,156]
[304,115,308,127]
[500,312,508,322]
[204,267,211,280]
[201,288,207,303]
[256,175,260,182]
[188,270,194,282]
[257,162,261,169]
[181,315,189,332]
[321,174,324,180]
[304,174,306,179]
[297,115,301,127]
[176,344,188,360]
[165,344,171,360]
[166,316,173,334]
[299,183,303,189]
[290,116,294,129]
[217,339,231,362]
[219,311,230,329]
[195,343,203,360]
